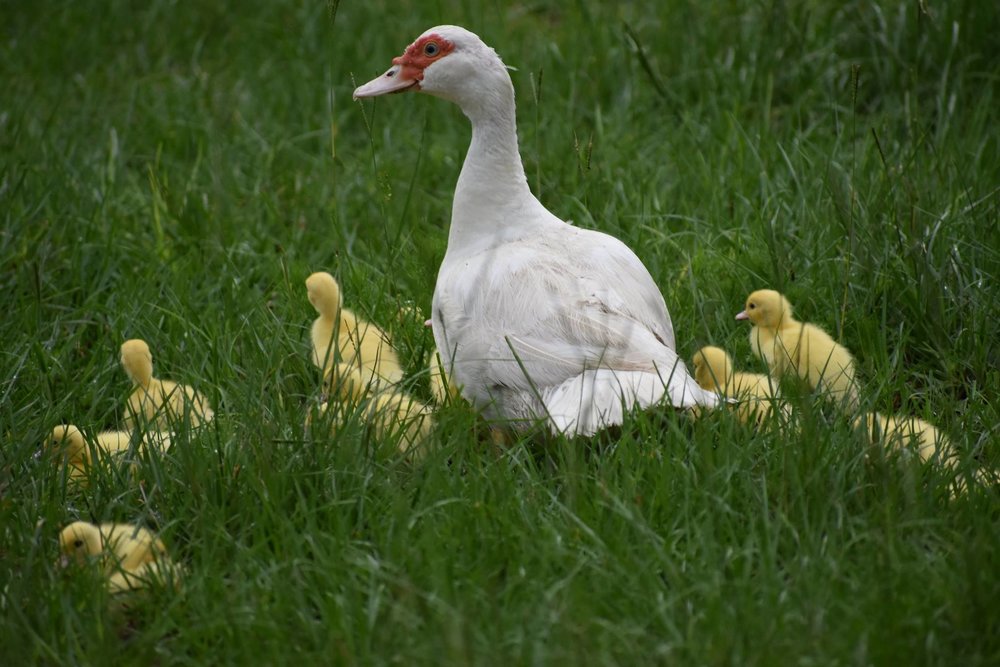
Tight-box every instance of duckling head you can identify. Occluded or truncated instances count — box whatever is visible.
[120,339,154,387]
[692,346,732,390]
[735,290,792,328]
[306,272,343,318]
[58,521,102,566]
[46,425,86,461]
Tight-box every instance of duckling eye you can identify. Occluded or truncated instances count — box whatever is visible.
[73,539,83,548]
[424,42,439,57]
[749,303,756,310]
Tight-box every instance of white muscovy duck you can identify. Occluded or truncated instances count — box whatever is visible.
[354,25,719,436]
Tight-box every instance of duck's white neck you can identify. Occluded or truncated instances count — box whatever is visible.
[446,73,555,257]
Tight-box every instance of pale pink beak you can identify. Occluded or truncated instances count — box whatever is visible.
[735,311,749,321]
[423,319,433,328]
[353,65,420,99]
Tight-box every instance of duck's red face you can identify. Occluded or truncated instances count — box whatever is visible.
[354,34,455,98]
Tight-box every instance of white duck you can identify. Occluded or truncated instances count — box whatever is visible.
[354,25,719,436]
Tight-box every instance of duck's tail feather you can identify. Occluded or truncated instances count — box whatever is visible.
[541,365,720,437]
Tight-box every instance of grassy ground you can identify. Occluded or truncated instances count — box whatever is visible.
[2,0,999,664]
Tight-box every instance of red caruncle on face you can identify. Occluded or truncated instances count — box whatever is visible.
[391,34,455,84]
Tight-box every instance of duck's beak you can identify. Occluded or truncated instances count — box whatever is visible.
[735,311,749,321]
[353,64,420,99]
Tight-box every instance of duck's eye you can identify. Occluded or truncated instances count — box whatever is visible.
[749,303,756,309]
[424,42,439,57]
[73,539,83,548]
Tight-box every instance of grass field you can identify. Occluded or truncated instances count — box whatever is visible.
[2,0,999,664]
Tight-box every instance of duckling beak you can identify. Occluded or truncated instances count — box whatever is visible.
[58,554,72,569]
[353,65,420,99]
[735,311,749,321]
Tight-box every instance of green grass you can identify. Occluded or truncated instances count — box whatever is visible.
[2,0,999,664]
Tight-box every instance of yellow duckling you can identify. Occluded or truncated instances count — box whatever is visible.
[420,317,460,405]
[857,412,995,496]
[121,339,213,428]
[428,347,461,405]
[691,346,789,424]
[58,521,181,593]
[736,290,858,408]
[854,412,950,465]
[45,424,171,483]
[320,365,434,456]
[305,272,404,389]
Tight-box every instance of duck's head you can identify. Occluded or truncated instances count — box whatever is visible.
[306,272,342,315]
[353,26,511,114]
[46,424,86,461]
[736,290,792,328]
[58,521,102,566]
[692,346,732,391]
[120,339,154,386]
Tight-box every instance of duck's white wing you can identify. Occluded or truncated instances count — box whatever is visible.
[435,228,717,434]
[572,229,677,350]
[484,229,682,372]
[492,288,718,435]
